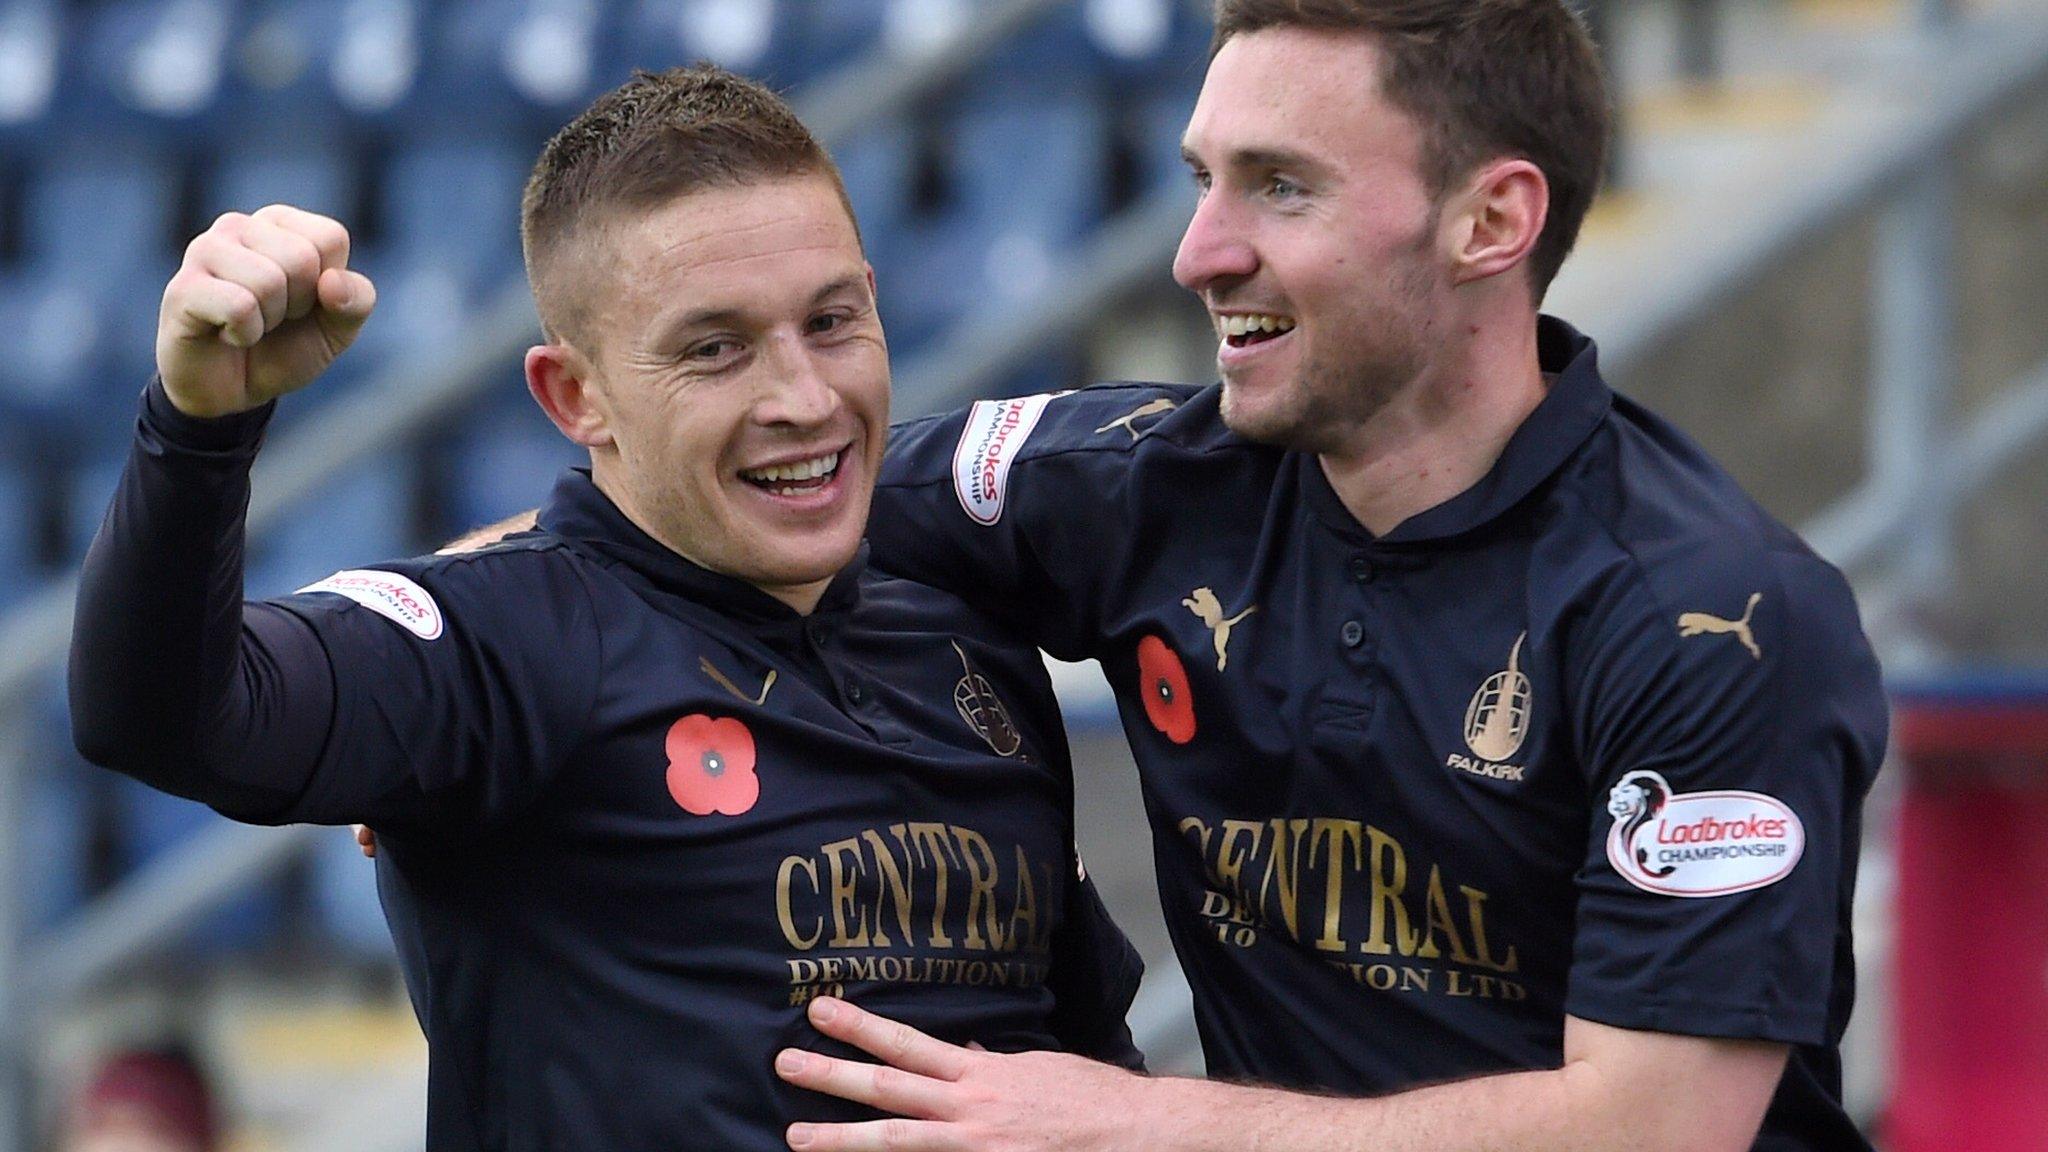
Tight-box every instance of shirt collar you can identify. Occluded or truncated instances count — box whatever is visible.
[1301,314,1612,546]
[537,468,866,624]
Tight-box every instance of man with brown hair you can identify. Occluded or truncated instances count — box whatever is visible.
[68,66,1141,1152]
[775,2,1886,1149]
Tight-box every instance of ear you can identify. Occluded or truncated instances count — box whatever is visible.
[526,342,613,448]
[1447,158,1548,288]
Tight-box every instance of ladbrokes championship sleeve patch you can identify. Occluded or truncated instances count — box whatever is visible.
[1604,769,1805,897]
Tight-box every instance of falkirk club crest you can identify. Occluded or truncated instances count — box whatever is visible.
[952,641,1023,757]
[1463,633,1531,762]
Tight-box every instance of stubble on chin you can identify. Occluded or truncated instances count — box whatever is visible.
[1219,358,1400,456]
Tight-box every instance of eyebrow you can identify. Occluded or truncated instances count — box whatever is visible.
[657,272,870,340]
[1181,143,1329,179]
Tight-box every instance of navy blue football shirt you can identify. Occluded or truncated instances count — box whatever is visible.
[70,381,1143,1152]
[870,317,1888,1150]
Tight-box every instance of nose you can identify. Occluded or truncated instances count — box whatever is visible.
[1172,189,1257,297]
[755,333,841,428]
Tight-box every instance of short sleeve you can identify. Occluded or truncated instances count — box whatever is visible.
[873,385,1201,662]
[1563,549,1888,1045]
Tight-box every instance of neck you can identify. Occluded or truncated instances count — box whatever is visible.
[1318,308,1546,537]
[589,461,834,615]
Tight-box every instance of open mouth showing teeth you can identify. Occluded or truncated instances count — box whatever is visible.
[1221,313,1296,349]
[740,450,842,495]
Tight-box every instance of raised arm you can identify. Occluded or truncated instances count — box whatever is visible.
[70,205,375,818]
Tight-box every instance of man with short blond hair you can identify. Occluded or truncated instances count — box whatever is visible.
[70,66,1139,1152]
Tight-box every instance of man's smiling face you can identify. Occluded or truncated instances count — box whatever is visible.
[1173,27,1456,454]
[573,176,889,604]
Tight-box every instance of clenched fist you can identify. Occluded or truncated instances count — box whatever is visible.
[157,204,377,418]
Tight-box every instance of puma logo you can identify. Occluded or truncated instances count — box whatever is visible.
[1676,592,1762,661]
[700,656,777,706]
[1183,587,1257,671]
[1095,398,1179,439]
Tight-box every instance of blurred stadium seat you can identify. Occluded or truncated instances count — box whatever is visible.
[310,824,397,960]
[610,0,806,87]
[202,143,362,224]
[441,382,585,533]
[0,0,62,149]
[58,0,236,144]
[375,139,528,286]
[0,461,38,596]
[415,0,607,134]
[244,454,419,600]
[111,774,286,953]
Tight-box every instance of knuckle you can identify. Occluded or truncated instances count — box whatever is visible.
[881,1119,916,1150]
[285,236,323,282]
[184,232,229,266]
[883,1026,916,1060]
[253,264,290,300]
[311,218,351,263]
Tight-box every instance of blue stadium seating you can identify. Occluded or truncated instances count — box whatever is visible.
[64,453,129,566]
[56,0,237,145]
[315,0,427,125]
[337,255,472,378]
[112,774,286,953]
[1082,0,1213,86]
[19,673,96,936]
[948,82,1113,246]
[833,119,918,253]
[800,0,889,78]
[415,0,607,135]
[441,383,584,534]
[21,151,180,293]
[376,139,530,288]
[214,0,359,138]
[309,826,397,960]
[0,461,38,600]
[20,755,92,935]
[608,0,807,88]
[202,145,361,226]
[3,154,179,446]
[1134,80,1201,196]
[0,0,63,154]
[244,452,419,600]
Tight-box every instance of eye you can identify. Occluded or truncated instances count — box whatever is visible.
[685,337,740,363]
[806,312,845,335]
[1189,166,1212,195]
[1263,174,1303,200]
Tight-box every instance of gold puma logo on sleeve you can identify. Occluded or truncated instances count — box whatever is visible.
[1676,592,1763,660]
[1094,398,1179,440]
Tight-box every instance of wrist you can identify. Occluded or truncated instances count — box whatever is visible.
[143,377,274,454]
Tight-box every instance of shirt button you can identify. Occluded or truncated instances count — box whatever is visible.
[1340,620,1365,648]
[845,680,866,704]
[1349,555,1373,583]
[806,621,829,646]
